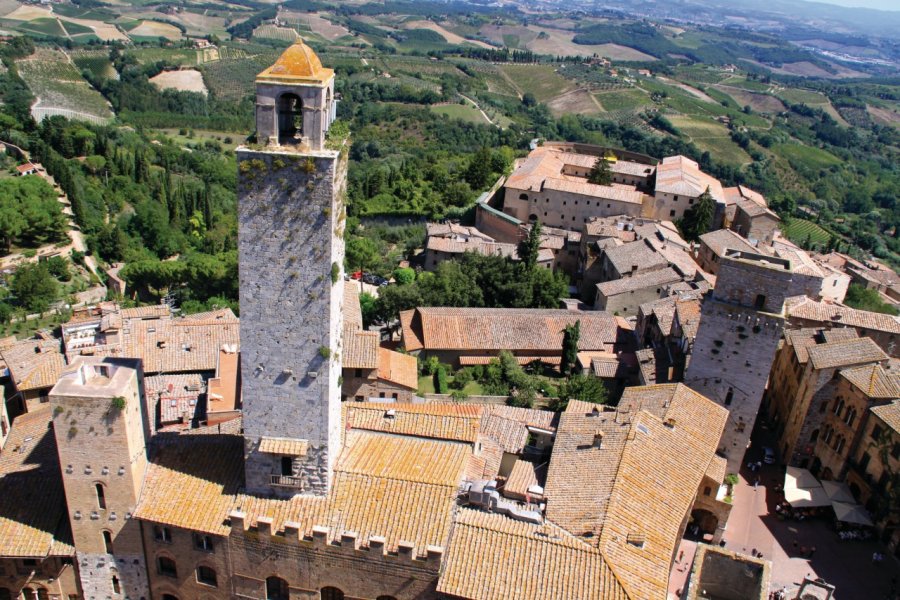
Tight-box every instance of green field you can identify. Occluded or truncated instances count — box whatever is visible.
[595,89,650,111]
[783,218,832,247]
[200,52,280,101]
[499,64,575,103]
[17,48,112,121]
[668,115,752,165]
[430,103,491,125]
[773,143,841,170]
[16,17,66,37]
[72,51,117,80]
[776,88,829,105]
[125,47,198,66]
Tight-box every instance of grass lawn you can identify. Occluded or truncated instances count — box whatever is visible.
[417,374,485,396]
[782,218,832,247]
[772,143,841,170]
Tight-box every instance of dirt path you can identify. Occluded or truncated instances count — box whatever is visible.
[459,94,498,127]
[658,77,717,104]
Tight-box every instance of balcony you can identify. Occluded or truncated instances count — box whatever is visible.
[270,474,303,488]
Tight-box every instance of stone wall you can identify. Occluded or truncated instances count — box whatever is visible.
[237,147,347,498]
[141,522,231,600]
[502,187,643,230]
[341,369,416,402]
[228,517,440,600]
[0,559,80,600]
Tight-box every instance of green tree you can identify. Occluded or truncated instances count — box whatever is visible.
[393,267,416,285]
[0,200,26,253]
[518,220,542,272]
[560,320,581,376]
[587,156,612,185]
[359,292,377,327]
[676,187,715,242]
[11,263,60,314]
[465,147,493,189]
[550,374,608,411]
[844,284,900,316]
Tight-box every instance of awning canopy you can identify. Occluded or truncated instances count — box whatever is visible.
[784,467,831,507]
[785,466,820,490]
[821,480,856,504]
[832,501,874,527]
[784,485,831,508]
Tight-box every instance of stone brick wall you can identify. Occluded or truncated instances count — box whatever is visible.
[237,147,346,497]
[0,558,79,600]
[50,359,150,600]
[227,517,440,600]
[341,369,415,402]
[502,187,643,230]
[141,522,231,600]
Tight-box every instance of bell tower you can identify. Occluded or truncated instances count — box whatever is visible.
[238,41,346,497]
[254,40,337,150]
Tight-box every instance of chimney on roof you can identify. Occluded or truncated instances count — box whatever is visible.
[592,432,604,448]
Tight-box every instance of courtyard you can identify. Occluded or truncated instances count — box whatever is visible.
[670,422,899,600]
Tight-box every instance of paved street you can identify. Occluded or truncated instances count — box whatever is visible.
[670,421,900,599]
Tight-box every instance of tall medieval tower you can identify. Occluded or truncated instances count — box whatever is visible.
[51,357,150,600]
[685,250,792,475]
[237,41,346,497]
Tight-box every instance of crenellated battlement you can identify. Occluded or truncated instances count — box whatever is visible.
[228,511,444,566]
[700,302,785,338]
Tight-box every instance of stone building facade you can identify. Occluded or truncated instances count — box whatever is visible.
[685,250,793,474]
[50,357,150,600]
[238,41,346,498]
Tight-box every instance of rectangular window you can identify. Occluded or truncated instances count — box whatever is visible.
[892,443,900,460]
[153,525,172,543]
[871,425,883,440]
[193,533,214,552]
[197,565,217,587]
[354,368,362,378]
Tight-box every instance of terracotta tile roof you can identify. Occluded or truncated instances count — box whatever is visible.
[785,296,900,335]
[479,405,557,453]
[427,222,495,241]
[784,328,823,363]
[543,178,645,205]
[603,240,669,276]
[699,229,757,258]
[437,508,629,600]
[180,308,238,322]
[0,407,71,557]
[655,155,724,202]
[640,297,678,336]
[459,355,562,366]
[259,436,309,456]
[597,267,681,297]
[544,400,631,539]
[675,297,702,339]
[503,459,540,501]
[133,435,244,535]
[377,347,418,389]
[0,338,65,393]
[401,307,624,353]
[840,364,900,399]
[871,400,900,434]
[345,402,483,443]
[426,236,519,259]
[115,317,240,374]
[119,305,171,320]
[735,195,779,220]
[343,329,379,369]
[597,404,724,600]
[343,281,363,329]
[807,337,887,370]
[144,373,204,425]
[706,455,727,484]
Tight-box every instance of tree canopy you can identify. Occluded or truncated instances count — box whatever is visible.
[0,176,68,253]
[676,187,716,242]
[587,156,613,186]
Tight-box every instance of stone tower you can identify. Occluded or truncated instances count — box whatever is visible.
[238,41,345,497]
[50,357,150,600]
[685,250,792,475]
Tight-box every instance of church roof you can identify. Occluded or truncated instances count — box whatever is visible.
[256,40,334,85]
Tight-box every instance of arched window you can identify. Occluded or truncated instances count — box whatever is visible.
[112,575,120,594]
[266,576,289,600]
[103,530,114,554]
[37,589,48,600]
[810,429,819,443]
[197,566,217,587]
[157,556,177,578]
[277,93,303,141]
[519,193,529,200]
[724,387,734,406]
[835,437,845,455]
[96,482,106,510]
[162,595,179,600]
[21,589,36,600]
[845,409,856,428]
[321,588,345,600]
[280,457,293,477]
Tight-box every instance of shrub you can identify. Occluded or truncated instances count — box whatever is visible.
[435,366,449,394]
[318,346,331,359]
[451,367,473,390]
[331,262,340,284]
